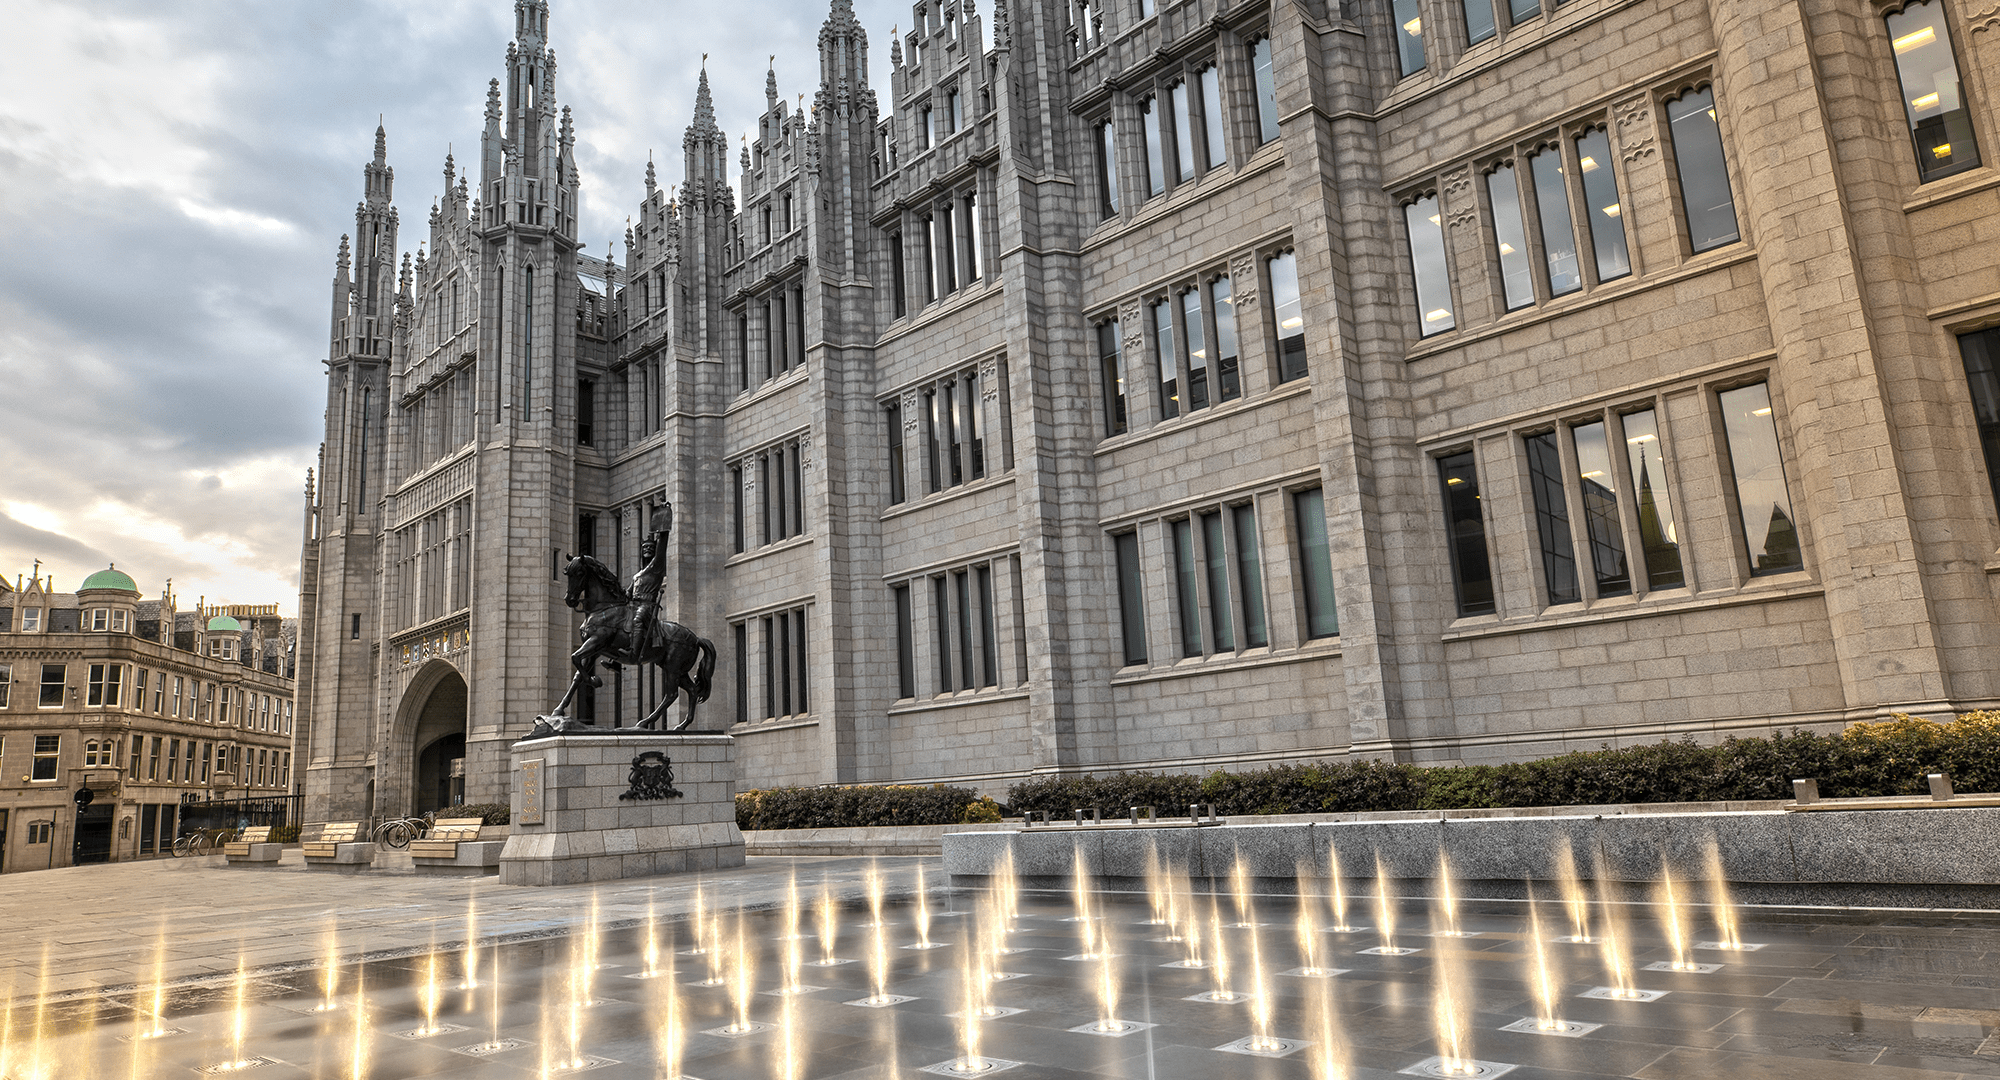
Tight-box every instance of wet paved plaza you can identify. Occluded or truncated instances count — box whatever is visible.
[10,859,2000,1079]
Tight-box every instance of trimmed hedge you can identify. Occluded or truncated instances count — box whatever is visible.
[737,784,985,830]
[1005,712,2000,817]
[436,803,512,826]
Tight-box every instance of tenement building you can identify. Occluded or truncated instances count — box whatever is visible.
[297,0,2000,817]
[0,568,298,871]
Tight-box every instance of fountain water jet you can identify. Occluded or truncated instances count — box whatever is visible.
[1363,851,1418,955]
[1230,851,1258,928]
[414,941,445,1036]
[138,922,173,1036]
[1553,841,1597,944]
[1698,837,1761,953]
[461,897,481,991]
[1290,859,1342,977]
[1326,842,1361,933]
[1070,845,1102,959]
[1241,875,1283,1050]
[1428,927,1480,1076]
[1432,849,1472,937]
[313,917,343,1012]
[1579,854,1664,1002]
[639,892,661,979]
[344,968,369,1080]
[654,928,688,1079]
[812,875,846,965]
[1306,978,1350,1079]
[725,914,760,1031]
[777,869,812,993]
[1501,892,1600,1038]
[907,862,945,949]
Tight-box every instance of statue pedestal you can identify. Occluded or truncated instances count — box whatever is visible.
[498,731,745,887]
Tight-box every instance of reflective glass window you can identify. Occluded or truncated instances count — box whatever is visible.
[1439,453,1495,616]
[1295,487,1339,638]
[1574,128,1630,282]
[1887,1,1981,182]
[1098,121,1120,215]
[1572,421,1632,596]
[1171,82,1196,183]
[1463,0,1496,45]
[1114,532,1148,665]
[1200,66,1227,169]
[1393,0,1426,76]
[1211,276,1241,401]
[1525,431,1581,604]
[1269,252,1307,381]
[1718,383,1803,574]
[1142,96,1165,196]
[1153,300,1179,419]
[1957,326,2000,515]
[1251,39,1279,144]
[1405,196,1455,335]
[1486,165,1535,311]
[1666,88,1742,252]
[1202,512,1234,650]
[1529,147,1581,296]
[1232,504,1268,648]
[1621,409,1684,589]
[1180,288,1208,410]
[1172,518,1202,657]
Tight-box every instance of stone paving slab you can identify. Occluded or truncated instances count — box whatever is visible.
[0,851,934,1000]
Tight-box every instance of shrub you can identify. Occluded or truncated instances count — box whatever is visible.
[269,825,301,844]
[435,803,511,826]
[737,784,982,831]
[962,796,1004,824]
[997,712,1999,817]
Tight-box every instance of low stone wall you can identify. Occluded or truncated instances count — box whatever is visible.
[941,807,2000,909]
[742,822,1010,857]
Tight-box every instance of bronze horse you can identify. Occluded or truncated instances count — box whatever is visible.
[535,554,716,734]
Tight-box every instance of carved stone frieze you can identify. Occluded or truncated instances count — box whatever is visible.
[1615,94,1656,162]
[1229,253,1258,309]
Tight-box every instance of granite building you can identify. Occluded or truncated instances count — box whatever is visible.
[0,568,297,872]
[297,0,2000,820]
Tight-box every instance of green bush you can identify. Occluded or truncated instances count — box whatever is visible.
[435,803,511,826]
[1001,713,2000,816]
[737,784,982,830]
[269,825,301,844]
[963,796,1004,823]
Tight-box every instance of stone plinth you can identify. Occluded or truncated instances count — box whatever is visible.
[223,843,284,867]
[412,840,505,877]
[301,842,375,874]
[499,731,744,887]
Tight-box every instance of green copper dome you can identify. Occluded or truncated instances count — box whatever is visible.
[206,615,242,632]
[79,566,138,592]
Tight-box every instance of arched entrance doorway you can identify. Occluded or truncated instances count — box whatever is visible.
[408,666,468,814]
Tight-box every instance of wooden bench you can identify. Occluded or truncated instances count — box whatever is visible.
[300,822,375,873]
[222,826,282,866]
[410,818,504,877]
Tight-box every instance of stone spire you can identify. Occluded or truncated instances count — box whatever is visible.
[891,26,902,67]
[767,57,780,107]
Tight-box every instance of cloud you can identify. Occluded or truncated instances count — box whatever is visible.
[0,0,915,613]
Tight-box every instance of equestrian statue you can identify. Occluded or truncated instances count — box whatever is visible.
[527,501,717,738]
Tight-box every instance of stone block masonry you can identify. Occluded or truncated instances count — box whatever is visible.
[499,731,745,886]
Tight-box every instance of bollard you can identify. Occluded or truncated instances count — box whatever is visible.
[1792,779,1820,804]
[1929,772,1955,801]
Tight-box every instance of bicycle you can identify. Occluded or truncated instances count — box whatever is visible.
[372,815,433,849]
[170,830,222,858]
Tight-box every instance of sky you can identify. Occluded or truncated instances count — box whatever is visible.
[0,0,908,614]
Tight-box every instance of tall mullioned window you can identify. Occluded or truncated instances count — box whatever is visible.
[1571,420,1632,597]
[1574,128,1630,282]
[1098,320,1127,436]
[1392,0,1425,75]
[1665,87,1741,253]
[1717,382,1802,575]
[894,585,915,698]
[1439,452,1495,616]
[1171,518,1202,657]
[1232,504,1268,648]
[1525,430,1581,605]
[1487,164,1535,310]
[1622,409,1685,589]
[1114,531,1147,665]
[1153,300,1179,419]
[1142,96,1166,196]
[1462,0,1496,45]
[1886,1,1981,182]
[1269,251,1307,381]
[1956,327,2000,516]
[1529,147,1581,296]
[1097,121,1120,216]
[1251,38,1279,144]
[1404,195,1455,335]
[1170,81,1196,183]
[1294,487,1338,638]
[1199,66,1227,169]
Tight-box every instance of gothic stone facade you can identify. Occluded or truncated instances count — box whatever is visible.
[297,0,2000,819]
